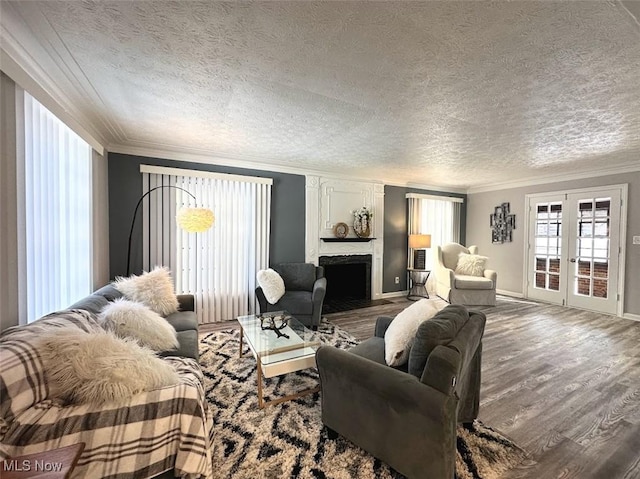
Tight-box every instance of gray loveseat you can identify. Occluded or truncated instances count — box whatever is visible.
[68,283,199,359]
[316,305,486,479]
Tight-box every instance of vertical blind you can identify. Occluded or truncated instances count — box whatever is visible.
[407,194,463,270]
[21,92,93,322]
[142,167,272,323]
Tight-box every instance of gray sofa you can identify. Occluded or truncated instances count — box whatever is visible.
[316,305,486,479]
[68,283,199,359]
[1,285,212,478]
[256,263,327,329]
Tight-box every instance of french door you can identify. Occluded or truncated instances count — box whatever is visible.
[526,187,622,315]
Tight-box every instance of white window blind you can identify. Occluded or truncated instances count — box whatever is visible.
[141,166,272,323]
[407,194,463,269]
[20,92,93,322]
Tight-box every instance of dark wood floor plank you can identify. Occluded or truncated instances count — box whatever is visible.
[200,295,640,478]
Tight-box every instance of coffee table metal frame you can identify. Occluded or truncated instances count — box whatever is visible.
[238,311,321,409]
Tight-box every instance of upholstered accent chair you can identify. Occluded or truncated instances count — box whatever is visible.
[256,263,327,330]
[435,243,497,306]
[317,305,486,479]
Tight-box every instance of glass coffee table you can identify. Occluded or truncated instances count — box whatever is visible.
[237,311,321,409]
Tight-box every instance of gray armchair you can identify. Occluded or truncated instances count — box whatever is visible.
[256,263,327,329]
[316,305,486,479]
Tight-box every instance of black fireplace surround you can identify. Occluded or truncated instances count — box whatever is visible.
[319,254,372,300]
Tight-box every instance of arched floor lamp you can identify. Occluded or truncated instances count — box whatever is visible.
[126,185,215,276]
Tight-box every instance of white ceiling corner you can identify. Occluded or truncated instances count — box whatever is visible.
[1,0,639,191]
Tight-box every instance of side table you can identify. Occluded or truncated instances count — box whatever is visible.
[0,443,84,479]
[407,268,430,301]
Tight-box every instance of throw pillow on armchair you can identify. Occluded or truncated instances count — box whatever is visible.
[256,268,286,304]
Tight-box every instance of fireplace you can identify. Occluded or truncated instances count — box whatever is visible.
[319,254,372,300]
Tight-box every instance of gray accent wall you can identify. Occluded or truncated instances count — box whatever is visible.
[466,171,640,316]
[383,185,467,294]
[1,72,20,331]
[107,153,306,278]
[92,150,110,289]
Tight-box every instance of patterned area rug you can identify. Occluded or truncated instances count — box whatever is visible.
[200,324,527,479]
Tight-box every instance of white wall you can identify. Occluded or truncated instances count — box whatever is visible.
[466,171,640,317]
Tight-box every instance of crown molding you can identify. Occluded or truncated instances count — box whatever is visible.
[466,162,640,194]
[0,2,122,152]
[1,46,105,154]
[107,142,467,194]
[109,142,639,196]
[377,179,467,195]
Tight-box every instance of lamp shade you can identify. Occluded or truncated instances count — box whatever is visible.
[409,234,431,249]
[176,207,215,233]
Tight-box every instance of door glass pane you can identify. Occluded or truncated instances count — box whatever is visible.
[595,200,610,217]
[533,201,562,291]
[577,277,591,296]
[573,197,611,299]
[594,219,609,236]
[579,222,593,237]
[593,262,608,278]
[579,201,593,217]
[593,279,608,298]
[578,260,591,276]
[537,222,548,235]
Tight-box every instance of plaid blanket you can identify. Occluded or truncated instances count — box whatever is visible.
[0,310,213,479]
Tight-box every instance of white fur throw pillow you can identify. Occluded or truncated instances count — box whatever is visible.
[455,253,488,277]
[39,329,179,405]
[257,268,285,304]
[114,266,179,316]
[99,298,179,351]
[384,299,441,366]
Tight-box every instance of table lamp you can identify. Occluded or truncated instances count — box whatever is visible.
[409,234,431,270]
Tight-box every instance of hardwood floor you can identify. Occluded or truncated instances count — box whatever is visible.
[200,296,640,479]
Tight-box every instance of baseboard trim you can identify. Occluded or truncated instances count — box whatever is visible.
[380,290,409,299]
[623,312,640,322]
[496,289,524,298]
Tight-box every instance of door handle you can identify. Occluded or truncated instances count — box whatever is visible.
[569,258,577,263]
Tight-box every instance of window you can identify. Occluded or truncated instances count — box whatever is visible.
[406,193,463,269]
[19,92,93,322]
[141,166,272,323]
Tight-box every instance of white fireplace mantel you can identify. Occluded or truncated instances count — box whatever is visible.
[305,175,384,299]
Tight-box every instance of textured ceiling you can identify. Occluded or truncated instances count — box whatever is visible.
[2,0,640,189]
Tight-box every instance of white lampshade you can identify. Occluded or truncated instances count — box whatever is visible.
[176,207,215,233]
[409,234,431,249]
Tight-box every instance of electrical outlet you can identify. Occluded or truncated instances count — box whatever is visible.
[634,235,640,245]
[394,276,400,284]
